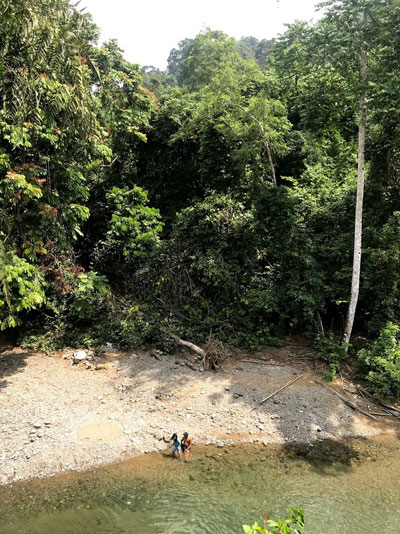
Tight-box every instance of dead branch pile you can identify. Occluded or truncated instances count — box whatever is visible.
[203,338,230,370]
[170,334,230,371]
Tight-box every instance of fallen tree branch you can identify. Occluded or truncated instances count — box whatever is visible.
[260,374,305,404]
[377,400,400,414]
[242,359,284,366]
[356,386,400,416]
[170,334,206,358]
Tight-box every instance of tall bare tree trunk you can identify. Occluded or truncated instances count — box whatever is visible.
[343,11,367,348]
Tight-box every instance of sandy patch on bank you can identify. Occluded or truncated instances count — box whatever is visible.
[77,422,123,443]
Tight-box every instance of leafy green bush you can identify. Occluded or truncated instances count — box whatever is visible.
[243,506,305,534]
[235,328,282,351]
[117,303,167,347]
[22,327,105,353]
[94,186,163,271]
[358,322,400,398]
[0,244,46,330]
[88,300,175,352]
[70,271,110,320]
[21,331,61,353]
[314,335,348,381]
[20,267,111,351]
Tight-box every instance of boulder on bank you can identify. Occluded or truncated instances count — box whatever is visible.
[72,350,88,364]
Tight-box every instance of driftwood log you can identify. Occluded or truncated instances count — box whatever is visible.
[317,380,379,421]
[170,334,229,370]
[170,334,206,358]
[356,386,400,418]
[330,388,379,421]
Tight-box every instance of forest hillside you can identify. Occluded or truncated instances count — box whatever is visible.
[2,0,400,397]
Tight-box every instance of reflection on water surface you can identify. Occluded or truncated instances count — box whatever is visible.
[1,438,400,534]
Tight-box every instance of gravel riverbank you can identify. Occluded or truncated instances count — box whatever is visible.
[0,342,397,485]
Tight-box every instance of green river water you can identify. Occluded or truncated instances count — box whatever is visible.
[1,438,400,534]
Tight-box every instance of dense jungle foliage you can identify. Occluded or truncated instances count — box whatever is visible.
[1,0,400,394]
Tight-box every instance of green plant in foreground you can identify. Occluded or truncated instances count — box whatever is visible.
[243,506,305,534]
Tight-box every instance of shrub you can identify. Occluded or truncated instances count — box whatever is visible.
[19,266,112,352]
[358,322,400,398]
[313,335,348,381]
[94,186,163,272]
[90,300,175,352]
[21,331,61,353]
[70,271,110,320]
[0,245,46,330]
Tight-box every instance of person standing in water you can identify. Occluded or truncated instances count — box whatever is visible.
[181,432,193,462]
[163,433,181,458]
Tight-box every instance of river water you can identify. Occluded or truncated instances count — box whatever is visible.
[1,437,400,533]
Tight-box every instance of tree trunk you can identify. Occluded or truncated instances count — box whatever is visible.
[316,310,325,337]
[265,139,277,187]
[343,11,367,349]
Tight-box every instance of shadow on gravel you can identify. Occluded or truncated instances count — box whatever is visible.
[0,348,31,389]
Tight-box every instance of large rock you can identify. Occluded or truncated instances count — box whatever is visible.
[72,350,87,364]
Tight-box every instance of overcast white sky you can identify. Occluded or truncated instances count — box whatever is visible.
[81,0,323,69]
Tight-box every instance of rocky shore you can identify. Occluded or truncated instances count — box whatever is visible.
[0,342,396,485]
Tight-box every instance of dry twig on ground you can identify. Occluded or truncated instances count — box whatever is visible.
[260,374,305,404]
